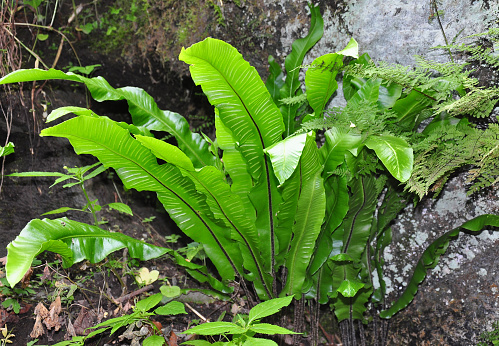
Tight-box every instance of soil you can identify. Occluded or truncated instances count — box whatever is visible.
[0,2,234,345]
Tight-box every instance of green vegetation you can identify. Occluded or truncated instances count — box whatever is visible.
[183,296,298,345]
[1,2,499,345]
[53,292,187,346]
[7,163,132,226]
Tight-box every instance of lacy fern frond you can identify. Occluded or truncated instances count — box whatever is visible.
[466,124,499,194]
[343,57,474,102]
[436,87,499,118]
[299,99,391,136]
[407,123,499,198]
[433,26,499,68]
[433,43,499,68]
[280,93,308,106]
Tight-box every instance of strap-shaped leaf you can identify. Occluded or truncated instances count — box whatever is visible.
[280,3,324,136]
[41,116,238,281]
[380,214,499,318]
[6,218,169,287]
[136,133,272,299]
[342,175,378,259]
[179,38,284,181]
[308,175,349,276]
[305,38,358,117]
[282,136,326,297]
[329,262,372,322]
[0,68,214,168]
[265,55,285,105]
[180,38,284,290]
[320,127,362,178]
[215,113,253,204]
[394,89,434,130]
[365,134,413,183]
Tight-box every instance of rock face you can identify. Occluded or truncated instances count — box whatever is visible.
[214,1,498,343]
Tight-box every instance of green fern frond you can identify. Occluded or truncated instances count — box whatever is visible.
[433,43,499,68]
[280,93,308,106]
[436,87,499,118]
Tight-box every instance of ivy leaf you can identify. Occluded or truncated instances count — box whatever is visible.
[248,296,294,325]
[160,285,181,298]
[135,293,162,312]
[0,142,14,157]
[183,322,246,335]
[143,335,167,346]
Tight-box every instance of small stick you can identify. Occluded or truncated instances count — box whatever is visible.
[115,284,154,303]
[185,302,207,322]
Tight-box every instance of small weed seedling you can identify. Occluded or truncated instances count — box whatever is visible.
[7,163,132,226]
[53,292,186,346]
[478,321,499,346]
[183,295,299,345]
[0,324,15,345]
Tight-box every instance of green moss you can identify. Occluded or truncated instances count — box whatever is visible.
[84,0,217,67]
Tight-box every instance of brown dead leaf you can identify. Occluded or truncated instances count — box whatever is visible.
[65,318,77,340]
[40,265,52,282]
[73,307,97,336]
[34,302,49,319]
[21,267,33,289]
[168,330,178,346]
[30,315,45,339]
[123,301,133,313]
[18,303,32,315]
[0,257,6,265]
[44,296,62,331]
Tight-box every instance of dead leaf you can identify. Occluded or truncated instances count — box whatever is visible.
[20,267,33,289]
[123,301,133,313]
[44,296,62,331]
[40,265,52,282]
[168,330,178,346]
[30,315,45,339]
[152,320,162,331]
[0,257,6,265]
[73,307,97,336]
[65,318,76,340]
[18,303,32,315]
[34,302,49,319]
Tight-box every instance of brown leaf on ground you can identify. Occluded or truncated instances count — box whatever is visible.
[34,302,49,319]
[0,308,19,328]
[168,330,178,346]
[20,267,33,288]
[44,296,62,331]
[65,318,77,340]
[30,315,45,339]
[73,307,97,336]
[18,303,32,314]
[123,301,133,313]
[0,257,6,265]
[40,265,52,282]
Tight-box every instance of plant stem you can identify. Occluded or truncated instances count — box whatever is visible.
[81,182,98,226]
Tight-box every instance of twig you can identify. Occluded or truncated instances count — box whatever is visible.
[185,302,207,322]
[115,284,154,303]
